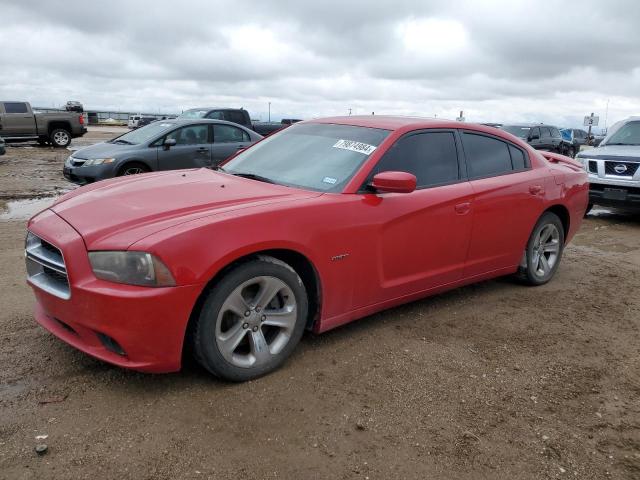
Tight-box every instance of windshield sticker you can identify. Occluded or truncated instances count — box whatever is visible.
[333,139,377,155]
[322,176,337,184]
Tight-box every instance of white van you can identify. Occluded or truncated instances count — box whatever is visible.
[127,114,141,129]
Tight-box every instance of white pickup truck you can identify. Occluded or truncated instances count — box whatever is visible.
[576,116,640,211]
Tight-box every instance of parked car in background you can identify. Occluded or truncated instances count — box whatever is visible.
[501,124,575,157]
[178,107,296,137]
[0,101,87,147]
[135,116,157,129]
[0,136,5,156]
[576,117,640,211]
[65,101,84,113]
[30,116,588,380]
[128,114,142,129]
[63,118,262,184]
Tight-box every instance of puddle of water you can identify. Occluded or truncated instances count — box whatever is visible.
[0,196,58,220]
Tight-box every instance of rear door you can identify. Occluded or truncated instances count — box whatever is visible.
[460,131,545,277]
[0,102,37,136]
[353,130,474,305]
[211,124,252,165]
[528,126,542,150]
[155,123,212,171]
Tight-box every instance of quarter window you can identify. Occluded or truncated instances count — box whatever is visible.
[4,102,29,114]
[508,145,527,170]
[214,124,249,143]
[462,133,513,178]
[372,131,459,188]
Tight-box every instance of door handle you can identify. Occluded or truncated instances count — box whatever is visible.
[196,147,208,153]
[529,185,544,195]
[454,202,471,214]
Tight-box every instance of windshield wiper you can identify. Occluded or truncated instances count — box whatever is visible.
[230,172,276,184]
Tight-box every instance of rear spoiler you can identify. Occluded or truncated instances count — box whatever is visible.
[539,151,583,170]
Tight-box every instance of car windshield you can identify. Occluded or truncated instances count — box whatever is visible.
[178,109,208,119]
[109,122,175,145]
[223,123,390,192]
[501,125,530,139]
[603,121,640,146]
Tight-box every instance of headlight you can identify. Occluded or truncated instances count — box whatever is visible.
[83,158,116,166]
[88,251,176,287]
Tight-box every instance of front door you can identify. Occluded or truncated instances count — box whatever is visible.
[156,124,212,171]
[354,130,474,305]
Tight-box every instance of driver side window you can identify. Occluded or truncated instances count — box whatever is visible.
[165,125,209,145]
[370,131,460,189]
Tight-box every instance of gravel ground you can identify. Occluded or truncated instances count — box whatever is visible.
[0,133,639,479]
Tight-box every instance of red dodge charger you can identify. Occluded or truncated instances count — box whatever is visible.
[26,116,589,381]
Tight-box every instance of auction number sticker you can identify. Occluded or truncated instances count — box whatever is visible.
[333,139,377,155]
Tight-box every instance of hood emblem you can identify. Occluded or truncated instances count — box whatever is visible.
[614,164,628,174]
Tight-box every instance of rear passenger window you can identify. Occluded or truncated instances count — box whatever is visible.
[462,133,512,178]
[372,131,459,188]
[508,145,527,170]
[214,124,249,143]
[4,102,29,114]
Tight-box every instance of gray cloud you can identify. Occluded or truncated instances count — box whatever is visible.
[1,0,639,128]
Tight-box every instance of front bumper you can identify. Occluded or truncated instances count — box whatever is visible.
[63,163,117,185]
[589,183,640,208]
[28,209,204,373]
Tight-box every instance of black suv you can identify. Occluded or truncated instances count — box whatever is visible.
[501,124,574,157]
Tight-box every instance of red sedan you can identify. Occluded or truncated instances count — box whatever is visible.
[26,117,589,381]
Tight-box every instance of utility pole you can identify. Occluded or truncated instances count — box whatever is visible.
[348,108,352,116]
[604,99,610,131]
[268,102,271,122]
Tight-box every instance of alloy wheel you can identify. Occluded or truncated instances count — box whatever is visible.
[53,131,69,145]
[531,224,560,277]
[215,276,297,368]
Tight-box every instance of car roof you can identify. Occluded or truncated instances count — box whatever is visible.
[158,118,248,127]
[183,107,246,112]
[502,123,559,128]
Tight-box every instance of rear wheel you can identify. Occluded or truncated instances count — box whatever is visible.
[191,256,308,381]
[49,129,71,148]
[517,212,565,286]
[117,162,149,176]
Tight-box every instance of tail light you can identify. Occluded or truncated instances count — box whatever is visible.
[79,115,85,125]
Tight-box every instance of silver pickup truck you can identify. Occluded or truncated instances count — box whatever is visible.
[576,116,640,211]
[0,101,87,148]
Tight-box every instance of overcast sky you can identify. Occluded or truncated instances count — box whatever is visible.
[1,0,639,130]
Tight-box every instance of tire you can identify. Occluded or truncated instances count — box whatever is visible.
[49,129,71,148]
[117,162,150,176]
[517,212,565,286]
[191,255,308,381]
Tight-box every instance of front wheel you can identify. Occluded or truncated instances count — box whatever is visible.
[117,162,150,176]
[190,256,308,381]
[517,212,565,286]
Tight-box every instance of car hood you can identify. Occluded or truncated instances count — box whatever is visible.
[49,169,321,249]
[578,144,640,159]
[71,141,138,160]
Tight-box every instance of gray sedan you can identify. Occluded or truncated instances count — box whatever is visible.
[63,119,262,185]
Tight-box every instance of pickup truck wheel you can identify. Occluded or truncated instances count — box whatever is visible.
[117,162,149,176]
[191,255,308,381]
[49,129,71,148]
[517,212,565,286]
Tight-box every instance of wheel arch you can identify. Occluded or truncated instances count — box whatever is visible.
[117,159,153,175]
[48,121,71,134]
[182,247,323,360]
[543,204,570,243]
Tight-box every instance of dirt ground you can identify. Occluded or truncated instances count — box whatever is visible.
[0,131,639,479]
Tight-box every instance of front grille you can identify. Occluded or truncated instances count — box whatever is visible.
[25,232,70,299]
[604,161,639,177]
[588,160,598,174]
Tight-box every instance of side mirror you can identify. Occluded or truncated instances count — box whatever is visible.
[163,138,177,150]
[370,171,417,194]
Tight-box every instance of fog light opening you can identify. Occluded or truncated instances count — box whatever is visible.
[96,332,126,356]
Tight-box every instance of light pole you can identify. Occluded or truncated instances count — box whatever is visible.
[268,102,271,122]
